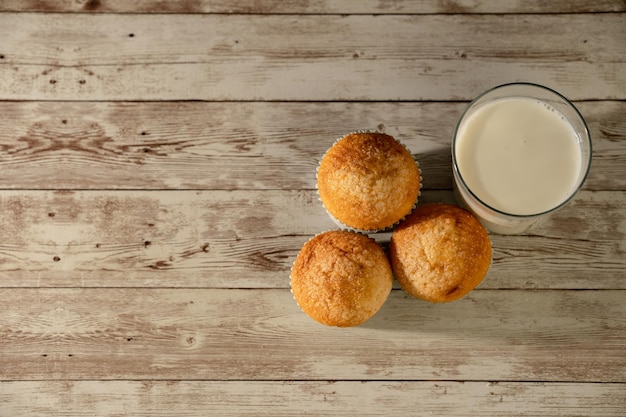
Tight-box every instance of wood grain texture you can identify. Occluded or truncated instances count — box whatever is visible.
[0,101,622,191]
[0,14,624,100]
[0,288,624,382]
[3,14,623,66]
[1,381,625,417]
[1,0,625,14]
[0,190,623,289]
[4,61,624,101]
[0,6,623,416]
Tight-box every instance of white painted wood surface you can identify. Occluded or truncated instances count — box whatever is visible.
[0,2,624,416]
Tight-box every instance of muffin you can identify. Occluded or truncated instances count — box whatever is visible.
[389,203,491,302]
[290,230,393,327]
[317,132,421,232]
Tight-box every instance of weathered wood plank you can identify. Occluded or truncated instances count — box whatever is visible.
[0,101,622,191]
[0,289,624,382]
[3,14,622,66]
[0,14,624,100]
[1,381,624,417]
[0,189,623,289]
[0,5,621,415]
[0,189,318,288]
[1,0,625,14]
[3,60,624,101]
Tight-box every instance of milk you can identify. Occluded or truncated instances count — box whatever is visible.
[454,96,585,233]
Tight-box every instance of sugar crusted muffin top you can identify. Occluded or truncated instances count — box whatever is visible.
[317,132,420,231]
[389,203,492,302]
[290,230,393,327]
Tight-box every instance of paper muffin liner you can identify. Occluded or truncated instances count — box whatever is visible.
[316,130,423,234]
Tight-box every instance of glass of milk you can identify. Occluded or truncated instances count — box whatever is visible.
[452,83,592,234]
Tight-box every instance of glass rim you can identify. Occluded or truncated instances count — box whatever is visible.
[451,82,593,219]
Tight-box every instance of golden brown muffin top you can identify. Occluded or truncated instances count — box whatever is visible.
[290,230,393,327]
[317,132,420,231]
[389,203,491,302]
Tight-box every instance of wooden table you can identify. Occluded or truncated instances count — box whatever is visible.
[0,2,625,416]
